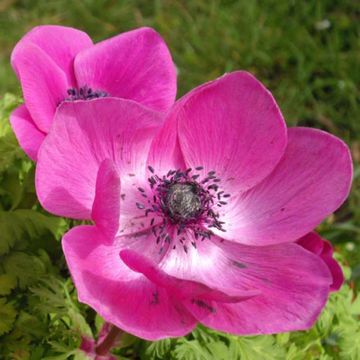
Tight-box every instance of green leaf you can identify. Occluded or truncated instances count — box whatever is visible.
[350,294,360,315]
[0,298,17,336]
[68,308,92,338]
[30,277,70,316]
[29,347,46,360]
[73,350,92,360]
[229,336,286,360]
[15,311,47,339]
[205,341,230,360]
[42,351,77,360]
[0,93,24,170]
[1,311,47,356]
[0,209,62,256]
[0,274,16,295]
[3,252,46,289]
[172,339,211,360]
[276,332,290,346]
[145,338,172,359]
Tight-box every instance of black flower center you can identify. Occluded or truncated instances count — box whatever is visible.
[166,183,201,222]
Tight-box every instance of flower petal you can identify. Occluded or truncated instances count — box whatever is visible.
[92,159,121,240]
[63,225,197,340]
[11,25,93,86]
[177,71,287,195]
[159,231,258,298]
[92,162,162,238]
[147,105,186,176]
[10,105,46,161]
[297,232,344,292]
[184,238,332,334]
[218,127,353,245]
[36,98,164,219]
[74,27,176,112]
[11,43,69,132]
[120,249,258,303]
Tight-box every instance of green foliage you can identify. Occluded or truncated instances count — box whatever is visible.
[0,93,23,170]
[0,209,64,255]
[0,274,16,296]
[144,338,173,359]
[0,298,17,336]
[0,1,359,359]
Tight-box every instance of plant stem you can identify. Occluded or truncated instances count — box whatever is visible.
[95,325,122,356]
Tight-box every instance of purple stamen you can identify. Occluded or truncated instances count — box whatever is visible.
[136,166,229,253]
[64,85,108,102]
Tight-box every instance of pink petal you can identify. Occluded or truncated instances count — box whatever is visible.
[11,43,69,132]
[297,232,344,292]
[92,159,121,240]
[10,105,46,161]
[145,77,229,177]
[159,231,259,299]
[74,27,176,112]
[117,181,165,237]
[36,98,164,219]
[120,249,258,303]
[296,231,324,255]
[184,238,332,334]
[63,225,197,340]
[11,25,93,86]
[176,71,287,195]
[219,127,353,245]
[92,161,161,238]
[147,105,186,176]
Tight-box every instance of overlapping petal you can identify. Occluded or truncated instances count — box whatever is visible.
[120,249,258,303]
[176,71,287,195]
[297,232,344,291]
[65,219,333,338]
[11,25,177,161]
[11,44,69,132]
[36,98,164,219]
[11,25,93,85]
[10,105,46,161]
[183,238,332,334]
[63,225,197,340]
[74,27,177,112]
[216,127,353,246]
[92,159,121,240]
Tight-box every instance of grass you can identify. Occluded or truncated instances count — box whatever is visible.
[1,0,359,268]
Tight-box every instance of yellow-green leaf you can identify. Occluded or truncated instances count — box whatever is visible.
[0,274,16,295]
[0,298,17,336]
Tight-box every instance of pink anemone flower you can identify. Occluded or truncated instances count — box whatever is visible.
[35,71,352,340]
[10,25,176,161]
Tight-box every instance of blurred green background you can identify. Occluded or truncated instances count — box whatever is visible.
[0,1,359,359]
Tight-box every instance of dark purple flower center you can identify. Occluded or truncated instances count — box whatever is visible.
[136,166,229,253]
[65,85,108,101]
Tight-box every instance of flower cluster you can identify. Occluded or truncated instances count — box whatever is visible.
[10,25,352,346]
